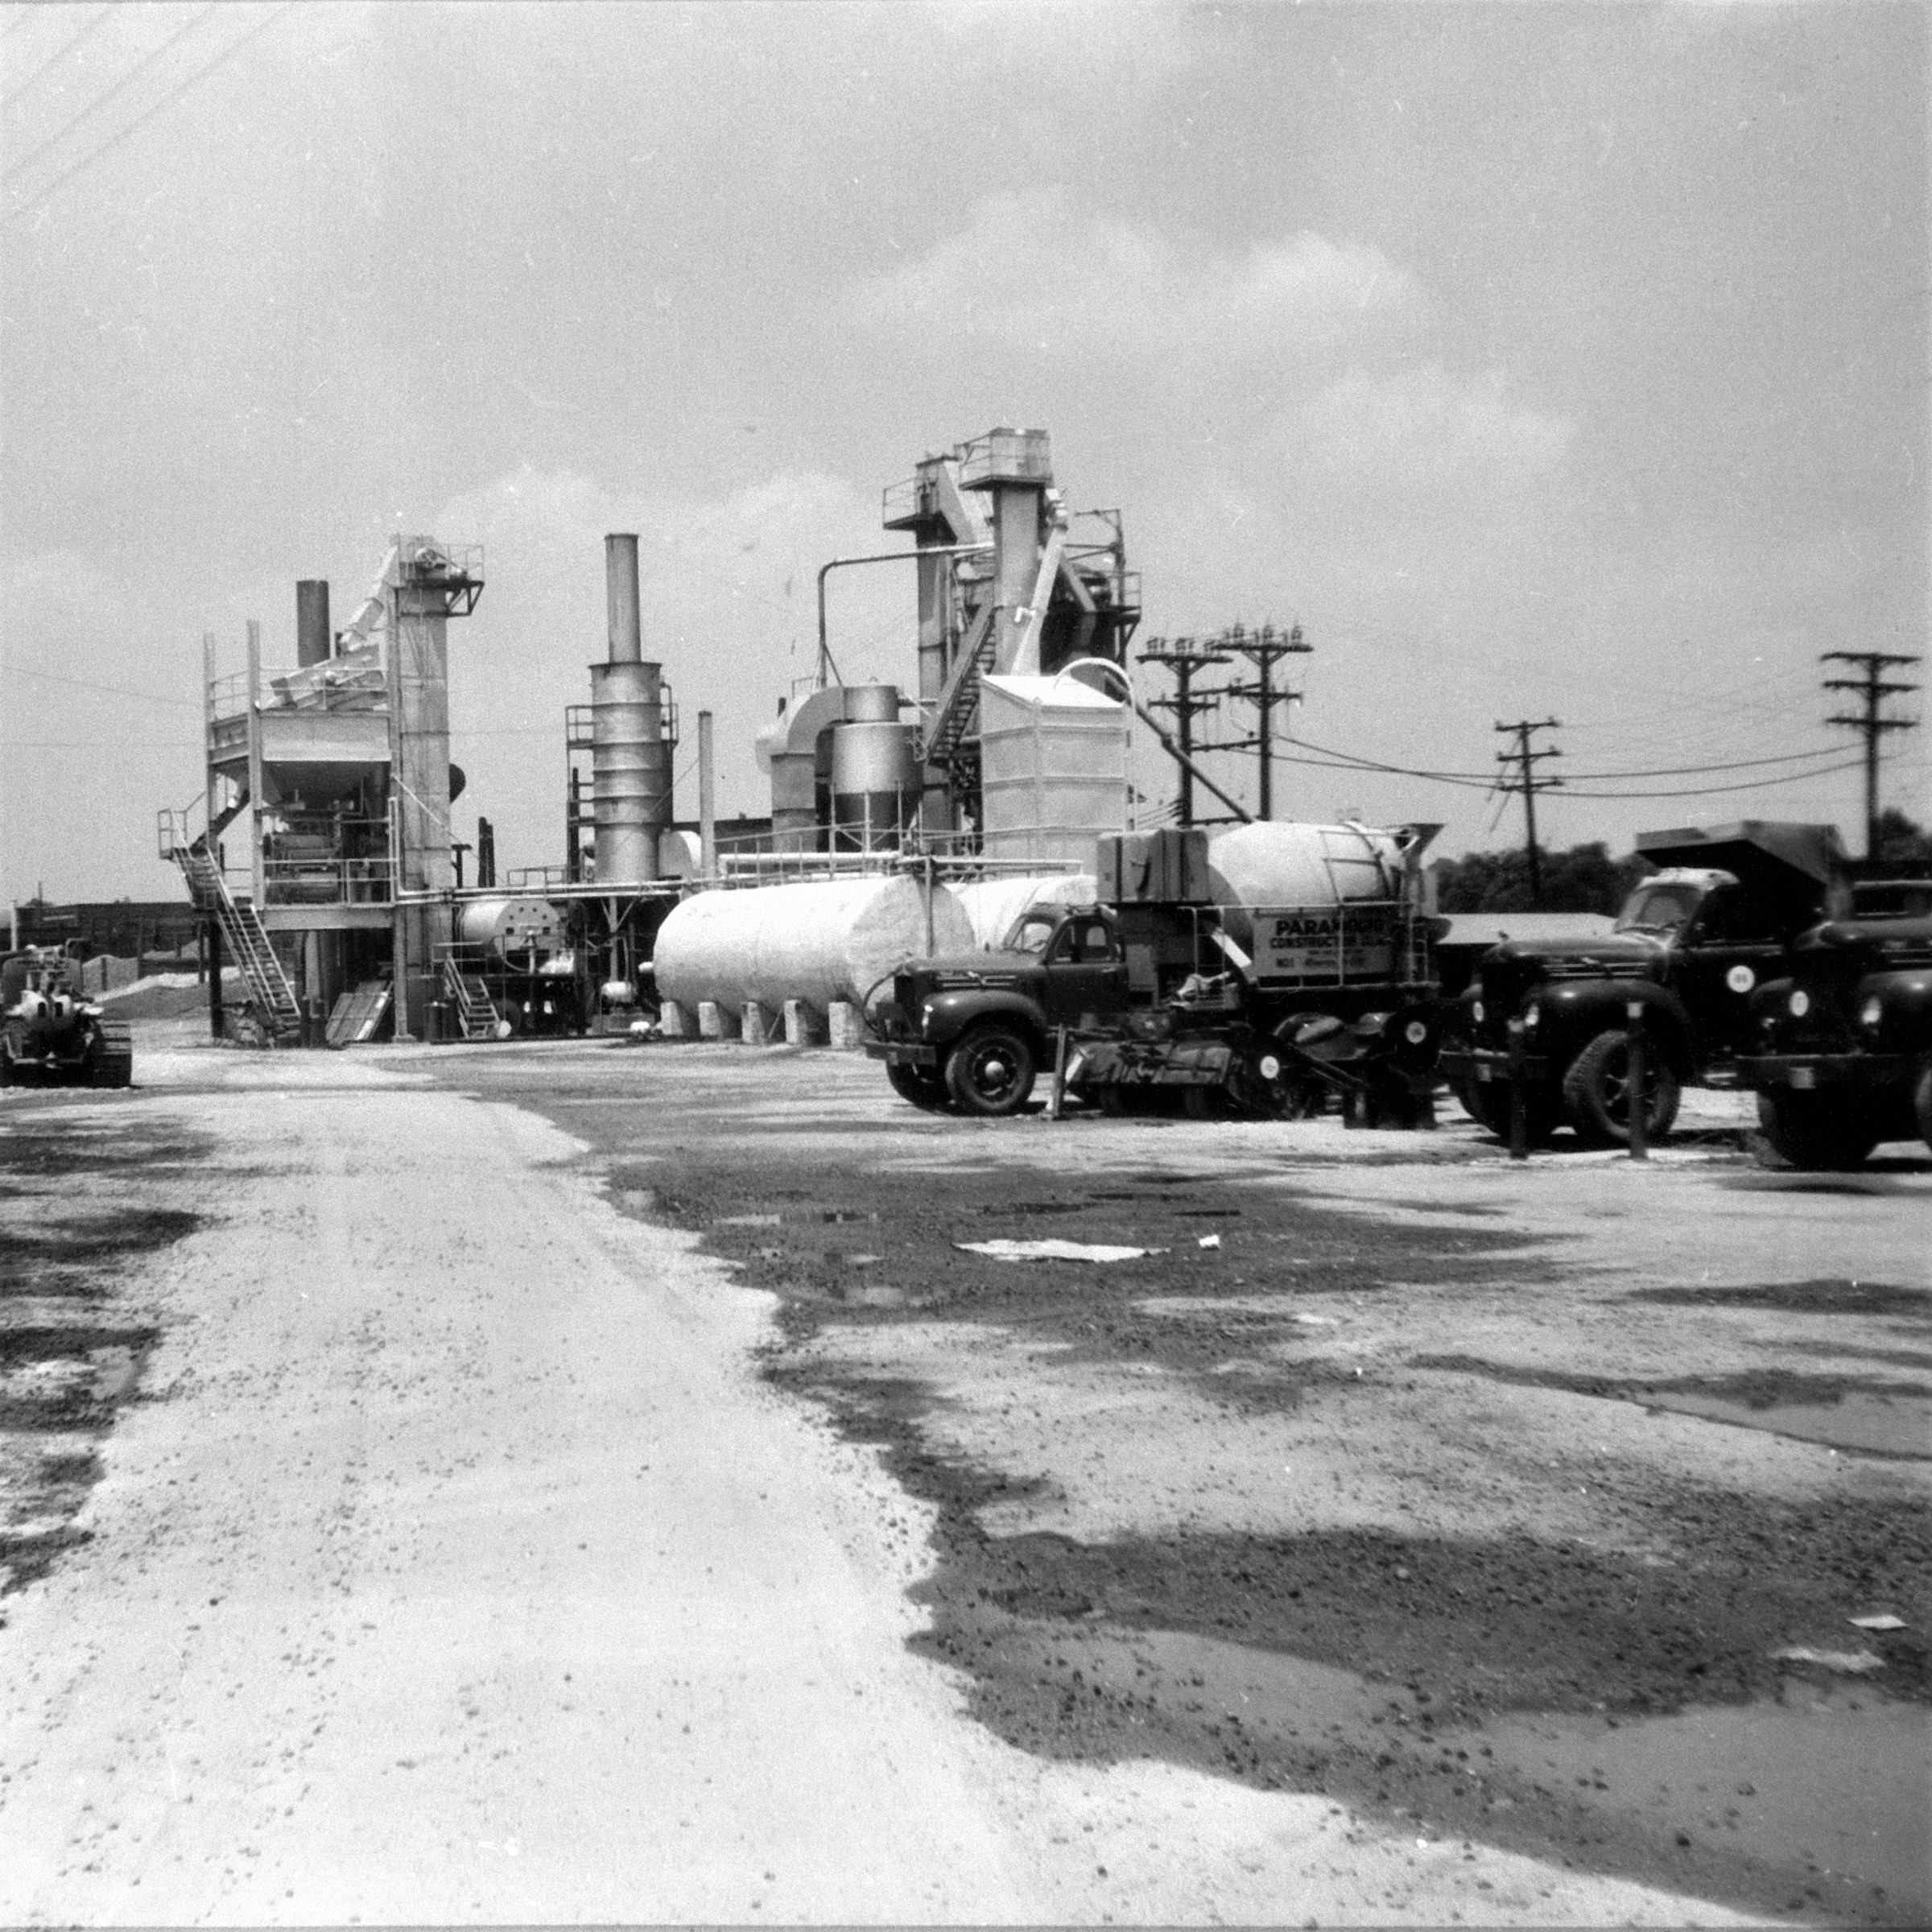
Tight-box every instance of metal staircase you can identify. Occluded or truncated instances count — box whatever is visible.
[921,601,998,772]
[167,831,303,1042]
[441,956,502,1040]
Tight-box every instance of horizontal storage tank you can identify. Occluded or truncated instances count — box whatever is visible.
[456,896,568,964]
[654,874,975,1020]
[954,873,1097,951]
[1207,821,1410,968]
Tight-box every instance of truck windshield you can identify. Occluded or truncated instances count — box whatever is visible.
[1007,914,1059,956]
[1614,882,1704,935]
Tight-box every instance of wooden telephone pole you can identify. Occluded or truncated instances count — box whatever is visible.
[1137,636,1231,825]
[1219,622,1313,820]
[1494,717,1563,906]
[1822,650,1920,859]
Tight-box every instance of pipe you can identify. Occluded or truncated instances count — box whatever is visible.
[816,544,991,687]
[605,533,642,664]
[295,580,331,667]
[698,709,716,877]
[1060,655,1255,826]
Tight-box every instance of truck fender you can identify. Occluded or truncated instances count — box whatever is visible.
[1536,980,1693,1078]
[918,988,1049,1055]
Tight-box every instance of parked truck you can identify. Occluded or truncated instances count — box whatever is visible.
[0,947,134,1088]
[1438,820,1846,1147]
[1740,911,1932,1169]
[865,824,1443,1121]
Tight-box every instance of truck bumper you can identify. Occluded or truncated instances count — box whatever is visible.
[864,1040,938,1070]
[1439,1047,1552,1088]
[1740,1053,1913,1094]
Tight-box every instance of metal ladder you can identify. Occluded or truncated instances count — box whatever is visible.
[441,957,501,1040]
[171,838,303,1042]
[920,600,997,771]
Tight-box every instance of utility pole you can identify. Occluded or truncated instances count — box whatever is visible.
[1137,636,1231,825]
[1219,622,1313,820]
[1494,718,1563,906]
[1823,650,1920,859]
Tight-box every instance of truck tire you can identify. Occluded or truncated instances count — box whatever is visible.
[1757,1089,1880,1171]
[944,1025,1037,1117]
[886,1061,951,1113]
[1562,1028,1681,1148]
[0,1038,13,1086]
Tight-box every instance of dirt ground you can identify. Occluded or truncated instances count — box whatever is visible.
[2,1013,1927,1923]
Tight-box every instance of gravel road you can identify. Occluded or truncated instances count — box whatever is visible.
[0,1021,1913,1922]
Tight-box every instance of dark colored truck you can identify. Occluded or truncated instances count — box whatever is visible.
[1741,913,1932,1168]
[0,948,133,1088]
[865,828,1443,1121]
[1438,821,1845,1147]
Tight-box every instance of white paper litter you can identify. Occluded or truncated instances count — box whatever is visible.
[1772,1646,1885,1674]
[954,1239,1162,1264]
[1849,1613,1908,1632]
[1197,1234,1221,1249]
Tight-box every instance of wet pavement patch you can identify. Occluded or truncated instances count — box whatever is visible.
[1632,1277,1932,1321]
[1411,1355,1932,1459]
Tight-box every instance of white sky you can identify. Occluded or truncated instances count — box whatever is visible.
[3,0,1926,901]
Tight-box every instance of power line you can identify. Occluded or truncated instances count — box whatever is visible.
[1282,726,1849,786]
[1,658,200,706]
[1822,649,1920,858]
[0,2,110,113]
[2,3,213,186]
[3,2,284,225]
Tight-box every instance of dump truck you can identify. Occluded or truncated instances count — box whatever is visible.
[1438,820,1846,1147]
[865,824,1443,1120]
[0,947,133,1088]
[1740,911,1932,1169]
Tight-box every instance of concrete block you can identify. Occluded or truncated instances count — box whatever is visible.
[658,1001,690,1039]
[783,998,827,1046]
[742,1000,770,1046]
[697,1000,741,1041]
[827,1001,864,1050]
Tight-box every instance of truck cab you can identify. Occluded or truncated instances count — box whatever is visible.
[1742,914,1932,1169]
[1439,820,1844,1147]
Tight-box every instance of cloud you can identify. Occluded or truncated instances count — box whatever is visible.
[842,190,1416,365]
[1294,363,1575,501]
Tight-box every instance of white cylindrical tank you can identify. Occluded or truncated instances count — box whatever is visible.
[953,873,1098,951]
[456,896,568,963]
[831,720,919,852]
[654,875,975,1019]
[1207,822,1408,950]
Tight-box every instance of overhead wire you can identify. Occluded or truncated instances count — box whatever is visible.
[2,3,213,186]
[0,2,111,112]
[2,658,200,707]
[3,2,286,225]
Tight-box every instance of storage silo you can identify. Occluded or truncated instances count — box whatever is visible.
[591,534,670,884]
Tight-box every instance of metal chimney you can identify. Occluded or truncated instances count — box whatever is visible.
[590,534,668,883]
[296,580,331,667]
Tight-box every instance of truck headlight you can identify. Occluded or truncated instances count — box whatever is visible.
[1860,995,1884,1030]
[1471,999,1486,1024]
[1788,990,1810,1018]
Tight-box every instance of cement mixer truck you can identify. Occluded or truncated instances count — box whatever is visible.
[865,824,1443,1118]
[0,948,134,1088]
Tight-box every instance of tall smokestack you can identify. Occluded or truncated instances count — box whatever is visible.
[590,533,667,884]
[606,533,642,664]
[296,580,331,667]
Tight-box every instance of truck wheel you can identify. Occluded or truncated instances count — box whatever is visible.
[0,1039,12,1087]
[944,1025,1037,1117]
[886,1062,951,1113]
[1757,1089,1880,1171]
[1562,1029,1681,1148]
[88,1022,134,1090]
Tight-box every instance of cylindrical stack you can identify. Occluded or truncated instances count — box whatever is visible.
[592,534,667,884]
[831,720,919,851]
[296,580,331,666]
